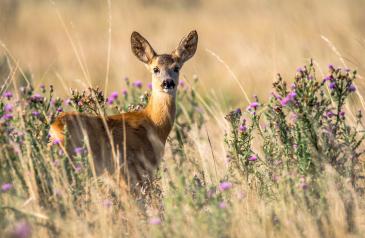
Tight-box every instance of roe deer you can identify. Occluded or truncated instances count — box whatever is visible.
[49,30,198,189]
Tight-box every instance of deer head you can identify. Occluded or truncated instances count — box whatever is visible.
[131,30,198,97]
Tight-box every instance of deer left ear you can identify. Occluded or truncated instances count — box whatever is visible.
[131,31,156,64]
[172,30,198,64]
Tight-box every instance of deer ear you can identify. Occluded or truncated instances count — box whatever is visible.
[131,31,156,64]
[173,30,198,64]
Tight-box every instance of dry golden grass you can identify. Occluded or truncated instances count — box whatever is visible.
[1,0,365,105]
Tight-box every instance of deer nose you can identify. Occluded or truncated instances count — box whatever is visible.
[161,79,176,89]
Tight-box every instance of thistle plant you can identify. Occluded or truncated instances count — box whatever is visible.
[225,61,365,195]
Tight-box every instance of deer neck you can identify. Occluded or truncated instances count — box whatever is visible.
[144,90,176,143]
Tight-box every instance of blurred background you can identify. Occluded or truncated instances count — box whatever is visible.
[0,0,364,106]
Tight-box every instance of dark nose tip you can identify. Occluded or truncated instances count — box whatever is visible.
[161,79,176,89]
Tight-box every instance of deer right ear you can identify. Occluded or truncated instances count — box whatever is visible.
[131,32,156,64]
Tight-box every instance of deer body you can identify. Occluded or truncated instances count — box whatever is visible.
[49,31,198,188]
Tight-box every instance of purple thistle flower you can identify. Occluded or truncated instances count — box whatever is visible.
[4,104,13,112]
[110,91,118,99]
[64,99,71,105]
[40,84,46,90]
[340,111,345,118]
[329,82,336,90]
[308,75,313,80]
[235,108,242,115]
[239,125,247,133]
[122,89,128,97]
[1,183,12,192]
[57,107,63,113]
[323,75,333,82]
[32,111,40,117]
[3,91,13,100]
[149,217,161,225]
[132,80,143,88]
[53,139,61,145]
[326,111,334,118]
[74,147,84,155]
[107,97,115,105]
[219,181,233,191]
[348,84,356,92]
[219,201,227,209]
[10,220,32,238]
[147,83,153,90]
[248,155,257,161]
[30,93,44,103]
[75,164,82,173]
[179,80,185,87]
[328,64,335,71]
[280,97,290,107]
[296,67,303,73]
[2,113,13,120]
[247,101,259,111]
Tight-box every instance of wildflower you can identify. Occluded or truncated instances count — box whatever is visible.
[149,217,161,225]
[57,107,63,113]
[340,111,345,118]
[239,124,247,133]
[219,181,232,191]
[296,67,303,73]
[2,113,13,120]
[247,101,259,111]
[4,104,13,112]
[107,97,115,105]
[64,99,71,105]
[3,91,13,100]
[280,97,290,107]
[122,89,128,97]
[77,101,83,106]
[10,220,32,238]
[308,75,313,80]
[147,83,153,90]
[179,80,185,87]
[30,93,43,102]
[299,178,308,190]
[248,155,257,161]
[326,111,334,118]
[111,91,118,99]
[75,164,82,173]
[219,201,227,209]
[328,64,335,71]
[132,80,142,88]
[348,84,356,92]
[53,139,61,145]
[329,82,336,90]
[1,183,12,192]
[235,108,242,115]
[74,147,84,155]
[31,111,40,117]
[323,75,332,82]
[50,99,56,106]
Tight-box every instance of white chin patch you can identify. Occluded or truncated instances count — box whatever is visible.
[163,88,174,93]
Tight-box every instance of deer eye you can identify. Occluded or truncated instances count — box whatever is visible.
[173,66,180,73]
[153,67,160,74]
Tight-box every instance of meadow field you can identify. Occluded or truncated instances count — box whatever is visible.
[1,0,365,237]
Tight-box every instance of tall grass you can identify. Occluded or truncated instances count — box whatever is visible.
[1,61,365,237]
